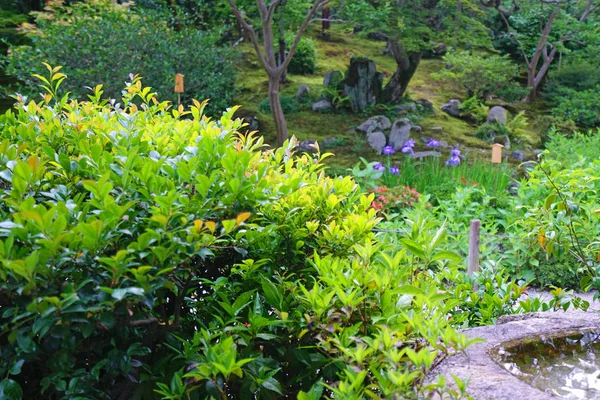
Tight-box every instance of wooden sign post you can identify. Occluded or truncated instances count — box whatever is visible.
[174,74,184,106]
[491,143,504,164]
[491,144,504,198]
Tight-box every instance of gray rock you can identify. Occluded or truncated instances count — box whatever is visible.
[344,58,383,112]
[429,312,600,400]
[366,131,387,154]
[510,150,525,162]
[295,84,310,100]
[416,99,434,111]
[507,180,520,196]
[438,140,452,149]
[312,100,332,112]
[430,126,444,133]
[394,103,417,113]
[389,118,412,150]
[410,125,422,133]
[441,99,461,117]
[356,115,392,134]
[323,71,344,88]
[412,151,440,159]
[487,106,508,124]
[296,139,318,154]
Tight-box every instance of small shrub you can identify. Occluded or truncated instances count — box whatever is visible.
[258,94,299,114]
[287,36,317,75]
[432,51,521,100]
[476,122,510,140]
[370,185,422,215]
[551,88,600,128]
[458,96,489,123]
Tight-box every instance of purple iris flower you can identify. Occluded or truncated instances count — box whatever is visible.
[390,166,400,175]
[373,162,386,172]
[401,139,415,155]
[451,148,461,157]
[427,139,440,148]
[383,145,395,155]
[445,155,460,167]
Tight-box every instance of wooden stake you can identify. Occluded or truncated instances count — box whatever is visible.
[468,219,481,290]
[174,73,184,106]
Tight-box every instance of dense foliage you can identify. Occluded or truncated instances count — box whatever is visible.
[4,0,236,115]
[433,51,521,100]
[0,70,494,399]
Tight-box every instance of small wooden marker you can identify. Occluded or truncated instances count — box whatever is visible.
[174,73,184,105]
[491,143,504,164]
[468,219,481,291]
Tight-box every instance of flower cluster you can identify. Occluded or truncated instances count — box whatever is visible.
[445,147,461,167]
[383,145,395,155]
[401,139,416,155]
[373,162,399,175]
[370,185,422,215]
[427,138,440,148]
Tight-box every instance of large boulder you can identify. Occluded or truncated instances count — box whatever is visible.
[295,84,310,100]
[416,99,434,112]
[389,118,412,150]
[487,106,508,124]
[323,70,344,88]
[356,115,392,134]
[441,99,461,117]
[344,58,383,112]
[366,131,387,154]
[312,100,332,112]
[394,103,417,113]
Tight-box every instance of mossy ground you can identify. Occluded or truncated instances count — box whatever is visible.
[232,25,543,170]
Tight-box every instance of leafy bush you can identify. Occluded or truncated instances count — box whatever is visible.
[551,88,600,128]
[287,36,317,75]
[458,96,489,122]
[545,61,600,96]
[432,51,521,100]
[4,0,235,115]
[258,94,299,114]
[0,70,479,399]
[545,128,600,164]
[476,122,509,140]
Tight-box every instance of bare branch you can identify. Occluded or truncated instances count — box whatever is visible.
[226,0,271,72]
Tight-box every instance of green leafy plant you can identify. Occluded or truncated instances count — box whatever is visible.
[432,51,521,100]
[4,0,236,115]
[286,36,317,75]
[0,67,487,399]
[258,94,299,114]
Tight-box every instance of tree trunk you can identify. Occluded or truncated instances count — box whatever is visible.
[268,76,288,147]
[382,39,422,103]
[278,36,287,83]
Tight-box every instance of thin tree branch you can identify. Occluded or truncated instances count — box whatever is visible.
[280,0,331,74]
[226,0,271,71]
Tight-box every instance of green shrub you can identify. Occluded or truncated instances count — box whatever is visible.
[551,88,600,128]
[432,51,521,100]
[258,94,299,114]
[476,122,508,140]
[287,36,317,75]
[458,96,489,122]
[4,0,235,116]
[0,71,478,399]
[545,61,600,96]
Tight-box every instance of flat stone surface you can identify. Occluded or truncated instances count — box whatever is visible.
[430,312,600,399]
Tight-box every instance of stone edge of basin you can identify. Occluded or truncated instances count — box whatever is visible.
[429,311,600,400]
